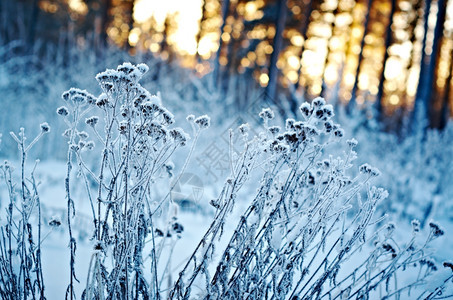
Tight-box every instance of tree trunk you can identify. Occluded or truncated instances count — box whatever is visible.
[375,0,397,116]
[100,0,112,48]
[413,0,447,128]
[294,0,314,92]
[27,0,40,49]
[349,0,374,111]
[124,0,135,50]
[195,0,207,63]
[213,0,231,87]
[439,60,452,129]
[266,0,288,100]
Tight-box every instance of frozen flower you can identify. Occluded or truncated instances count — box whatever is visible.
[172,222,184,234]
[141,101,161,117]
[48,216,62,227]
[162,109,175,125]
[117,62,136,74]
[63,129,72,138]
[2,160,11,170]
[85,141,95,150]
[120,104,129,117]
[382,242,396,254]
[347,138,358,148]
[322,105,334,119]
[70,144,79,152]
[137,63,149,75]
[370,167,380,177]
[299,102,311,117]
[420,258,438,271]
[443,261,453,271]
[429,221,444,237]
[186,114,195,122]
[119,121,128,135]
[73,94,85,103]
[385,222,396,237]
[273,142,289,153]
[238,123,250,136]
[102,82,114,91]
[62,91,70,101]
[324,121,333,133]
[170,128,189,146]
[57,106,69,116]
[286,119,295,131]
[40,122,50,133]
[304,125,319,137]
[334,128,344,138]
[411,219,420,233]
[96,93,109,107]
[313,105,334,121]
[195,115,210,129]
[78,131,89,140]
[95,69,115,82]
[359,163,371,174]
[314,109,324,120]
[284,132,298,145]
[259,108,274,121]
[86,94,96,105]
[359,163,380,176]
[85,116,99,127]
[268,126,280,135]
[312,97,326,108]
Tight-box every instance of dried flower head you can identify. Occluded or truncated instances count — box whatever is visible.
[85,141,95,150]
[96,93,109,107]
[299,102,311,118]
[259,108,274,121]
[286,119,295,131]
[195,115,211,129]
[312,97,326,108]
[85,116,99,127]
[334,128,344,138]
[48,216,62,227]
[137,63,149,75]
[238,123,250,136]
[170,128,189,146]
[411,219,420,233]
[78,131,89,140]
[57,106,69,116]
[347,138,358,148]
[119,121,128,135]
[429,221,444,237]
[268,126,280,135]
[40,122,50,133]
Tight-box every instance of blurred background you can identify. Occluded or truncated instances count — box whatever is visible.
[1,0,453,129]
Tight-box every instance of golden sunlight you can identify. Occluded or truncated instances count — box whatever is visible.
[134,0,203,55]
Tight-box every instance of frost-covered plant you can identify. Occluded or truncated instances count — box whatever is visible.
[58,63,206,299]
[57,65,452,300]
[0,126,50,299]
[0,62,450,299]
[337,106,453,224]
[169,98,452,299]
